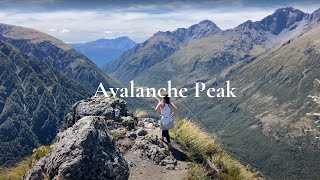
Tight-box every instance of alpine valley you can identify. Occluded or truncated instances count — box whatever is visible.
[0,6,320,180]
[105,7,320,180]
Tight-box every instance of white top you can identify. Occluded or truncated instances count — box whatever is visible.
[161,103,171,117]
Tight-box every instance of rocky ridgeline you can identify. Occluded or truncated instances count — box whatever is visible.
[132,118,178,170]
[24,97,178,179]
[63,96,135,131]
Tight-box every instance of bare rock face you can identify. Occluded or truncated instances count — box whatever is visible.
[133,134,177,169]
[63,96,137,131]
[133,118,178,170]
[24,116,129,180]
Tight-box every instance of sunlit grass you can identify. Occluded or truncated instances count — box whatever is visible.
[134,109,148,120]
[187,163,209,180]
[171,119,262,180]
[0,145,52,180]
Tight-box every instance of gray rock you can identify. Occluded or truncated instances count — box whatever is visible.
[24,116,129,180]
[165,164,175,170]
[137,121,145,127]
[145,122,155,129]
[111,128,127,140]
[142,118,154,123]
[133,134,177,167]
[63,96,132,130]
[137,128,148,136]
[122,116,136,130]
[128,131,137,139]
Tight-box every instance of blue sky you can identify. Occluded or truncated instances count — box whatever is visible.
[0,0,319,43]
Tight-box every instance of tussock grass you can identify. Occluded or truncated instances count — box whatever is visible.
[171,119,262,180]
[0,145,52,180]
[187,163,209,180]
[134,109,148,119]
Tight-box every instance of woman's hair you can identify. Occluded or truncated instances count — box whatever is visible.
[163,94,170,104]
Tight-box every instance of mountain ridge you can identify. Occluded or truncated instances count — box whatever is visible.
[0,23,119,91]
[132,7,318,87]
[103,20,222,81]
[0,39,91,166]
[70,36,136,67]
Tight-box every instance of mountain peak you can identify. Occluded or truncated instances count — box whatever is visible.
[107,36,131,41]
[70,36,136,67]
[275,7,301,13]
[115,36,130,40]
[310,8,320,21]
[95,36,134,43]
[258,7,305,35]
[176,19,221,40]
[151,20,221,41]
[198,19,214,25]
[194,19,220,29]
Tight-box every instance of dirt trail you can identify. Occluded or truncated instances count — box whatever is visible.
[124,120,189,180]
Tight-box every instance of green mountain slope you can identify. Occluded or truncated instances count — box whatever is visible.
[0,23,119,91]
[104,7,320,179]
[0,24,150,167]
[0,40,90,166]
[175,24,320,180]
[0,23,149,111]
[134,7,310,87]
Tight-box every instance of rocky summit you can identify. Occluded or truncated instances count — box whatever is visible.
[24,116,129,180]
[63,96,135,131]
[23,96,181,179]
[24,96,137,180]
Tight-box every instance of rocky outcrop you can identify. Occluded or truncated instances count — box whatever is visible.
[24,116,129,180]
[133,134,177,170]
[24,97,179,179]
[24,97,137,180]
[63,96,137,131]
[131,118,178,170]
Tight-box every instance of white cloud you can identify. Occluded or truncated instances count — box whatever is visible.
[0,5,318,43]
[60,29,70,33]
[104,30,112,34]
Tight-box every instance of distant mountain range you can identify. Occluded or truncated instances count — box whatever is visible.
[103,20,222,81]
[70,37,136,67]
[104,7,320,179]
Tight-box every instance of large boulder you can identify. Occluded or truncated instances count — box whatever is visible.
[24,116,129,180]
[63,97,137,130]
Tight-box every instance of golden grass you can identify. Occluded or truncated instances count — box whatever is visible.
[171,119,263,180]
[187,163,209,180]
[134,109,148,119]
[0,145,52,180]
